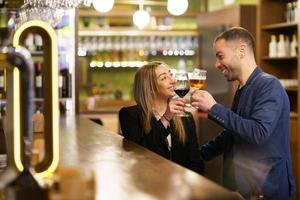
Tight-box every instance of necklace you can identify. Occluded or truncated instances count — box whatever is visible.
[153,110,163,120]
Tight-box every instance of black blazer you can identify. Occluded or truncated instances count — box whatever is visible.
[119,105,203,174]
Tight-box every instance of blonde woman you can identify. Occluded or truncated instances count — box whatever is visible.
[119,61,203,174]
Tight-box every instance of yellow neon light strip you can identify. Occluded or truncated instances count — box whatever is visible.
[39,21,60,178]
[13,68,23,171]
[13,20,59,178]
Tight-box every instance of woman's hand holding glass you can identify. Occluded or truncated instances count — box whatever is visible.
[165,98,186,119]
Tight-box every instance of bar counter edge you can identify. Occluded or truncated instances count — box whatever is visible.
[59,116,243,200]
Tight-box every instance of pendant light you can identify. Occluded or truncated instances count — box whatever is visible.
[224,0,235,5]
[167,0,188,16]
[93,0,114,13]
[133,0,150,29]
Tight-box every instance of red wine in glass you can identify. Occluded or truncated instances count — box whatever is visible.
[174,88,190,98]
[174,71,190,117]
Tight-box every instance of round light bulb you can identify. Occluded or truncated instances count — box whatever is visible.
[93,0,114,13]
[224,0,235,5]
[167,0,188,16]
[133,10,150,29]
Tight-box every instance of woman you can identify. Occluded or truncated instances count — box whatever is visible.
[119,61,203,174]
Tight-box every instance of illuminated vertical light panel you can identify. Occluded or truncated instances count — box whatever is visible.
[12,68,22,171]
[13,20,59,178]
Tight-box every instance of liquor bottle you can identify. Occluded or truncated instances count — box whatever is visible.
[61,69,72,98]
[0,104,7,170]
[292,2,298,22]
[277,34,286,57]
[59,71,63,98]
[268,35,277,58]
[0,67,6,99]
[66,70,72,98]
[0,0,5,9]
[35,34,43,52]
[25,33,36,52]
[284,35,290,56]
[0,7,7,28]
[285,2,293,22]
[290,34,298,57]
[178,58,186,71]
[32,109,44,133]
[35,62,43,98]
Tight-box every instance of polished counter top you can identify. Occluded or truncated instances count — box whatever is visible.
[59,117,243,200]
[79,99,134,113]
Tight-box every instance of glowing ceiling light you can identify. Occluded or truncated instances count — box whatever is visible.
[167,0,188,16]
[133,0,150,29]
[133,9,150,29]
[224,0,235,5]
[93,0,114,13]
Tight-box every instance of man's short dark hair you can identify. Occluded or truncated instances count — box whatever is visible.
[215,27,256,53]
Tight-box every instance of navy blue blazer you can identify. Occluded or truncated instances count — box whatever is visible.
[201,67,296,199]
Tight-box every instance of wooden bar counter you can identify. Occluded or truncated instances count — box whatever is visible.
[59,117,243,200]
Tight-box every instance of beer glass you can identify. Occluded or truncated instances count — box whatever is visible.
[189,68,207,112]
[189,68,207,90]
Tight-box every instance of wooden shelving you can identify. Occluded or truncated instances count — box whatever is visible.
[261,56,297,60]
[34,98,72,102]
[76,8,200,114]
[30,50,68,56]
[30,51,43,56]
[257,1,300,199]
[261,22,297,30]
[286,87,298,92]
[290,111,298,119]
[78,9,199,18]
[78,28,199,36]
[257,0,299,112]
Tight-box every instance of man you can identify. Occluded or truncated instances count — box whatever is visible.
[191,27,296,199]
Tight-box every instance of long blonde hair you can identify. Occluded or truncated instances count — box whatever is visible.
[133,61,186,143]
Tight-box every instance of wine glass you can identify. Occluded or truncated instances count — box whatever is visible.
[174,71,190,117]
[189,68,207,90]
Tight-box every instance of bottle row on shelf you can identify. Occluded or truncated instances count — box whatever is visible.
[89,60,147,68]
[89,55,193,70]
[24,31,71,55]
[0,61,72,100]
[78,35,198,57]
[0,100,45,167]
[24,33,43,52]
[35,61,72,98]
[0,0,8,29]
[279,79,298,89]
[86,46,196,69]
[285,1,298,23]
[268,34,298,57]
